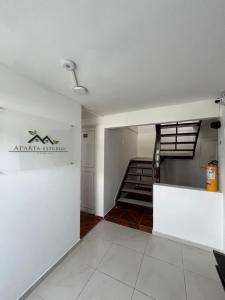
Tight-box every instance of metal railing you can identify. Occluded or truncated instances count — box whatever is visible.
[153,124,161,182]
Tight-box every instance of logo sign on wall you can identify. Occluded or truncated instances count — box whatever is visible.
[0,109,76,173]
[9,130,68,153]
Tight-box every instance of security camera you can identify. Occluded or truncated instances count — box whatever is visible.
[215,98,223,104]
[215,98,222,104]
[215,93,225,105]
[211,121,221,129]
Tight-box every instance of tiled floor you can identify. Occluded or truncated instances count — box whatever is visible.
[26,220,224,300]
[80,211,102,238]
[105,203,153,233]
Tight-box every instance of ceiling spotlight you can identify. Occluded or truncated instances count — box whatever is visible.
[61,59,88,95]
[73,86,88,95]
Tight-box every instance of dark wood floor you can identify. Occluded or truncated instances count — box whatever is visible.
[104,202,153,233]
[80,211,102,238]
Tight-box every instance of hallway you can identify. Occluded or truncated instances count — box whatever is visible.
[26,221,224,300]
[105,202,153,233]
[80,212,102,238]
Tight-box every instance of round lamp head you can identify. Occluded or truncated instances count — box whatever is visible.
[73,86,88,95]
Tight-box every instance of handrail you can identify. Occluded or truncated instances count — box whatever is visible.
[153,124,161,183]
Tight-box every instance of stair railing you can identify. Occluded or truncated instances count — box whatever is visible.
[153,124,161,183]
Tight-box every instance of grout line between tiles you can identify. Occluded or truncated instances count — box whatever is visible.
[132,251,145,298]
[143,252,184,269]
[75,269,98,300]
[112,241,148,255]
[183,268,222,285]
[132,238,151,298]
[97,269,135,289]
[75,236,114,299]
[181,245,188,300]
[134,288,157,300]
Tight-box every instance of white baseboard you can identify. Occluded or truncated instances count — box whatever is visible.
[152,230,221,252]
[81,206,95,214]
[17,239,81,300]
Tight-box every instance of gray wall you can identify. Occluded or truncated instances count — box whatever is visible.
[104,127,137,215]
[160,119,218,188]
[218,106,225,251]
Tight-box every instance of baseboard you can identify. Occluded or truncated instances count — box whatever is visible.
[17,239,81,300]
[152,230,222,252]
[81,206,95,214]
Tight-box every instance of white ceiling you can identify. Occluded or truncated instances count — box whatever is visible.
[0,0,225,115]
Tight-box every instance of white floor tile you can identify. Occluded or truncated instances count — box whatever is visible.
[77,270,133,300]
[145,235,182,266]
[98,243,143,286]
[26,294,44,300]
[25,223,224,300]
[43,259,94,292]
[70,236,111,268]
[185,270,225,300]
[136,255,186,300]
[31,283,80,300]
[114,228,149,253]
[86,220,125,242]
[132,290,155,300]
[182,245,219,282]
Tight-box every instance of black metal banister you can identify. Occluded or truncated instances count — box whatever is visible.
[153,124,161,183]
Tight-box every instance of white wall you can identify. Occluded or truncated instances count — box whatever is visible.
[99,99,219,128]
[161,119,218,188]
[153,184,224,250]
[81,127,96,214]
[82,107,98,128]
[104,127,137,215]
[219,105,225,252]
[137,125,155,158]
[95,99,219,216]
[0,65,81,300]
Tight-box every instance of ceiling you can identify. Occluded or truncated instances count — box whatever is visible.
[0,0,225,115]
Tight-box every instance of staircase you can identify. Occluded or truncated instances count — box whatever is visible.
[116,158,154,208]
[116,120,201,209]
[159,120,201,159]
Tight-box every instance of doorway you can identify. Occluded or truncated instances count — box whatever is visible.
[80,110,101,238]
[103,118,219,233]
[103,125,154,232]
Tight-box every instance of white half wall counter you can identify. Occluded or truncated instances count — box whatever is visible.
[153,183,224,250]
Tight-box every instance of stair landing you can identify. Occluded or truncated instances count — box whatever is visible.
[105,202,153,233]
[131,157,153,162]
[116,158,154,209]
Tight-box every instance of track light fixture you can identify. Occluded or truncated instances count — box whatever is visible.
[61,59,88,95]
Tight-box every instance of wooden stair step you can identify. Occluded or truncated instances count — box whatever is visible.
[161,155,193,159]
[127,172,153,177]
[124,180,153,186]
[160,122,200,128]
[129,166,153,170]
[160,132,197,137]
[160,141,195,145]
[117,198,153,208]
[131,159,153,163]
[121,188,152,196]
[160,149,194,152]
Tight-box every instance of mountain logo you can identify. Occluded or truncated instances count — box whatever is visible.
[8,130,68,154]
[27,130,59,144]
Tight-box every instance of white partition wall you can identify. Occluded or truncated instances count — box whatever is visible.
[153,184,224,250]
[104,127,138,215]
[95,99,220,217]
[0,65,81,300]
